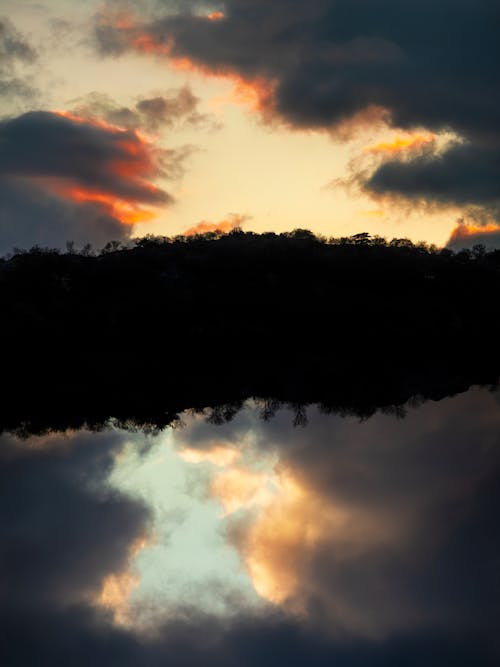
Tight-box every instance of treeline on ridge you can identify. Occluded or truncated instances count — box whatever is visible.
[1,229,499,433]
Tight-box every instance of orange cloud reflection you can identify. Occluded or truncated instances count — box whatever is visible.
[212,467,277,517]
[206,451,395,609]
[180,444,241,467]
[209,462,351,605]
[97,537,149,626]
[239,471,350,604]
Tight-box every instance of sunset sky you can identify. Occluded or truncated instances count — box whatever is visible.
[1,0,499,253]
[2,5,500,665]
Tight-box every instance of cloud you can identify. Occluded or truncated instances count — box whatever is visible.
[70,85,215,132]
[206,12,225,22]
[93,1,500,220]
[2,394,500,665]
[0,17,38,109]
[363,132,437,157]
[0,178,128,253]
[0,17,36,64]
[0,429,151,611]
[446,220,500,250]
[93,1,499,136]
[365,140,500,213]
[182,213,250,236]
[0,111,169,204]
[0,110,180,252]
[175,390,500,643]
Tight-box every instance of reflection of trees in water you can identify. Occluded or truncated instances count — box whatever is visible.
[2,230,500,433]
[194,394,441,430]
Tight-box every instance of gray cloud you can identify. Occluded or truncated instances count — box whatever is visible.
[0,110,176,252]
[366,141,500,214]
[0,429,150,611]
[0,17,36,67]
[71,85,215,132]
[0,111,170,204]
[93,0,500,216]
[0,17,38,108]
[447,226,500,251]
[1,393,500,665]
[0,178,129,254]
[175,389,500,642]
[94,1,499,137]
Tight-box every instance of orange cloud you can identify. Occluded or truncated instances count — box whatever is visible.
[37,111,169,227]
[96,12,276,115]
[364,131,437,156]
[210,76,277,114]
[61,187,157,225]
[206,12,225,21]
[183,213,249,236]
[164,54,276,116]
[357,208,386,218]
[53,109,125,133]
[447,221,500,246]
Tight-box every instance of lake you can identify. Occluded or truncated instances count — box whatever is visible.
[2,386,499,665]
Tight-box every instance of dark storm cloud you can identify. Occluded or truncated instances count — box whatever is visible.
[366,141,500,211]
[0,110,178,252]
[4,604,496,667]
[0,429,150,664]
[0,111,169,204]
[94,0,500,136]
[94,0,500,213]
[0,178,128,254]
[0,430,150,611]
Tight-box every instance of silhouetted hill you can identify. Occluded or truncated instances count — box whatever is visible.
[2,230,500,433]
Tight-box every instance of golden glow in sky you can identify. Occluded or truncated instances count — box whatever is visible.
[1,0,473,248]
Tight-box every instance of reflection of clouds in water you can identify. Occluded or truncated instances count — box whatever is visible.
[0,427,150,613]
[106,432,264,628]
[174,389,500,638]
[97,535,150,627]
[2,389,500,664]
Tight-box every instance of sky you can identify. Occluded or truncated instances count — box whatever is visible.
[1,0,499,254]
[2,388,500,665]
[2,5,500,664]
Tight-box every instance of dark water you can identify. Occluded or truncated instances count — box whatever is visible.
[1,387,500,665]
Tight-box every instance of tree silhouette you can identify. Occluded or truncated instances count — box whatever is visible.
[1,230,500,434]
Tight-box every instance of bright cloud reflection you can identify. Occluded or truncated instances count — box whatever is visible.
[103,431,265,629]
[102,390,500,642]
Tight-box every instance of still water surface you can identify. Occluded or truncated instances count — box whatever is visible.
[2,387,499,663]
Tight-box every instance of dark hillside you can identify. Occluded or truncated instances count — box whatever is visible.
[2,230,500,433]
